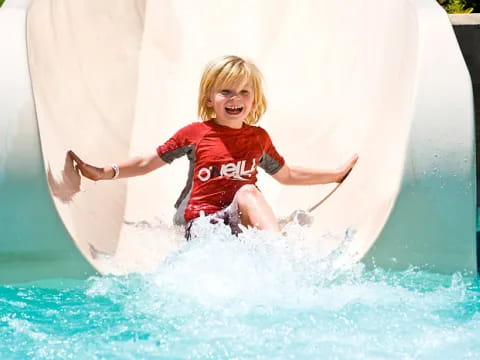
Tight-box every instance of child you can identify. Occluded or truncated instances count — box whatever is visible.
[69,55,358,238]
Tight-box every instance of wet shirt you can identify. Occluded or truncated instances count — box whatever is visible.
[156,120,285,223]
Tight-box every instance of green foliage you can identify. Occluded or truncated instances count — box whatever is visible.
[438,0,474,13]
[0,0,4,7]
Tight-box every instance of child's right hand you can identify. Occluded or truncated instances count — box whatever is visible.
[68,150,107,181]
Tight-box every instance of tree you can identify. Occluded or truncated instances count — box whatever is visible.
[438,0,476,13]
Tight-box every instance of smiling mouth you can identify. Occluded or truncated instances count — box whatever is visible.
[225,106,243,115]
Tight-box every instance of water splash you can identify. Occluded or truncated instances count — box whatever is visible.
[2,221,480,359]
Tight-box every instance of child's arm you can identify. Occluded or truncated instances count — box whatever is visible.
[272,154,358,185]
[68,150,167,181]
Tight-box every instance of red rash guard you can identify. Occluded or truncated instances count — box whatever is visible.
[156,120,285,224]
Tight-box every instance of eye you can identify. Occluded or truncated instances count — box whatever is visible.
[240,90,250,95]
[220,89,231,95]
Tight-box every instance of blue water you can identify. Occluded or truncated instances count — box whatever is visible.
[1,223,480,359]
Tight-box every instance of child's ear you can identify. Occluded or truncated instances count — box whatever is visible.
[206,98,213,107]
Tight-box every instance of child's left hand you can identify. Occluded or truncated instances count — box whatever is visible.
[336,154,359,183]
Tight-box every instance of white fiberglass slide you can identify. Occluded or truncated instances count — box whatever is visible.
[0,0,475,283]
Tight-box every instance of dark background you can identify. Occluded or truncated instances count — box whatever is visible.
[465,0,479,11]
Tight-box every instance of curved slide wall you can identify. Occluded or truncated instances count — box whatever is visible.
[0,0,475,283]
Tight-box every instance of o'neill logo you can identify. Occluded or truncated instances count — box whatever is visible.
[198,159,257,181]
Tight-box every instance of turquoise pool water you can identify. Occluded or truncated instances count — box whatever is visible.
[1,223,479,359]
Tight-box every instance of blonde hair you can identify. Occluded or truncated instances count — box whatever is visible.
[198,55,267,125]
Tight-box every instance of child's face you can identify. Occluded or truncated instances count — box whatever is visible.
[208,80,254,127]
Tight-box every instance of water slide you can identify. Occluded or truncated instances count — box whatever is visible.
[0,0,476,284]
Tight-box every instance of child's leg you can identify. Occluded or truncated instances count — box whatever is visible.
[235,184,280,232]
